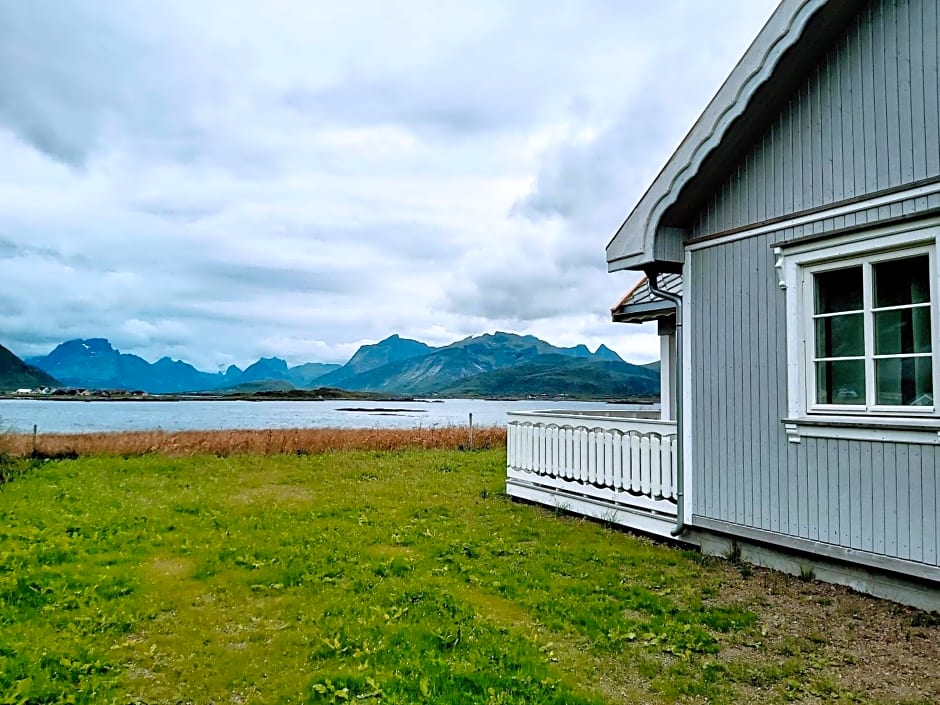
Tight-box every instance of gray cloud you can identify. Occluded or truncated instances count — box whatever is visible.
[514,13,780,232]
[513,99,679,226]
[196,262,355,296]
[0,1,778,369]
[0,294,25,317]
[0,237,21,258]
[0,234,93,268]
[133,203,224,224]
[0,3,171,165]
[448,274,588,321]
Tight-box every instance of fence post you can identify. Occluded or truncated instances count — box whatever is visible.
[32,424,37,456]
[468,413,473,450]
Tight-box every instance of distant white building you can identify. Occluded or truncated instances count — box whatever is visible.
[15,388,32,395]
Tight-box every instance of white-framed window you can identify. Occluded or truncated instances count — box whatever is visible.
[779,221,940,425]
[806,246,934,413]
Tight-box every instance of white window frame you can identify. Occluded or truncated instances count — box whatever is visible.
[778,220,940,439]
[803,245,936,415]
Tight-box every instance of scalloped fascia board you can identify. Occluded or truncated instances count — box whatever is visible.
[606,0,829,272]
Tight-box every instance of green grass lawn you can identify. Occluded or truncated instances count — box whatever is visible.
[0,450,933,704]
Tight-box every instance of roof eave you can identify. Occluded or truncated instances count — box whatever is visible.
[606,0,833,273]
[611,301,677,324]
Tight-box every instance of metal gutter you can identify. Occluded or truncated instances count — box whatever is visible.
[645,269,685,536]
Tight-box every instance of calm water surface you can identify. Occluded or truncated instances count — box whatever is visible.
[0,398,652,434]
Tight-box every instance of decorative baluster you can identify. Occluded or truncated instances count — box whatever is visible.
[640,436,651,496]
[562,427,569,479]
[545,425,553,476]
[506,423,512,468]
[670,436,679,500]
[577,429,582,481]
[587,430,596,484]
[532,425,539,474]
[621,432,631,491]
[517,424,524,471]
[660,435,672,499]
[537,426,544,477]
[551,426,560,478]
[541,425,549,476]
[569,427,577,480]
[569,428,576,481]
[650,435,662,498]
[539,425,548,475]
[561,426,567,479]
[584,428,592,483]
[612,432,622,490]
[603,431,613,487]
[630,434,641,492]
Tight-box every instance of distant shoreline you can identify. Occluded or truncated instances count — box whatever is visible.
[0,392,659,404]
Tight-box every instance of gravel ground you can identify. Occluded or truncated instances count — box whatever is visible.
[713,564,940,704]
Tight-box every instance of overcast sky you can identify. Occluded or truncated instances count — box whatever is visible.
[1,0,778,371]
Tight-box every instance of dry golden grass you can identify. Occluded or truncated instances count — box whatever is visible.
[0,425,506,458]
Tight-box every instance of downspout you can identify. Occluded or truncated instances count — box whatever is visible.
[644,269,685,537]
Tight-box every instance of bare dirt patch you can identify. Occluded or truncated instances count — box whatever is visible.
[711,563,940,703]
[144,557,194,579]
[366,544,416,558]
[456,584,534,629]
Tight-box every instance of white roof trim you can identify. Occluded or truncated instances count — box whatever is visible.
[606,0,829,272]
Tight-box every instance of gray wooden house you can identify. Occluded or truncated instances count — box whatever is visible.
[508,0,940,608]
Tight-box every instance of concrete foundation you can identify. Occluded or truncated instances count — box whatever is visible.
[686,528,940,612]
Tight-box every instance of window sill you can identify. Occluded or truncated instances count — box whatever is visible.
[782,416,940,444]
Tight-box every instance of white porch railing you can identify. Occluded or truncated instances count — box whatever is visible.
[506,410,678,537]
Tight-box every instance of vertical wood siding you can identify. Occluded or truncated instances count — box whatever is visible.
[682,0,940,568]
[691,0,940,238]
[689,232,940,567]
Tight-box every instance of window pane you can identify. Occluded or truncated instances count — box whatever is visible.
[874,307,932,355]
[875,357,934,406]
[815,313,864,358]
[873,254,930,307]
[814,266,863,314]
[816,360,865,405]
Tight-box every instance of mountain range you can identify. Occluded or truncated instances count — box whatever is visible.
[18,338,340,394]
[9,332,659,399]
[313,333,637,396]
